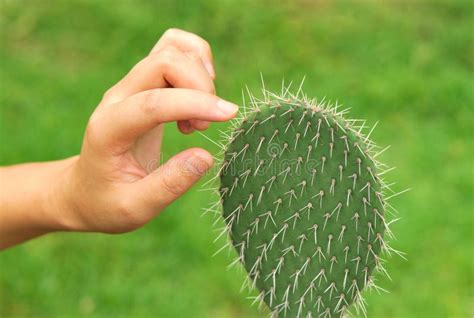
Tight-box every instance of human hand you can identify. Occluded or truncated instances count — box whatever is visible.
[50,29,237,233]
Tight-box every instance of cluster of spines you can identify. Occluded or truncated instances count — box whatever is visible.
[200,79,406,317]
[221,119,382,316]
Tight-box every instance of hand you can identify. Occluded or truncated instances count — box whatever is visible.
[0,29,238,247]
[58,29,238,233]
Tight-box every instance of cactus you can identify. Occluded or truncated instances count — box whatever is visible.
[207,82,403,317]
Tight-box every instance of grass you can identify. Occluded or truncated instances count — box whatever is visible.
[1,0,473,317]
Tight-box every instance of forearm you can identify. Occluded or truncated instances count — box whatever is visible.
[0,157,76,249]
[0,30,227,250]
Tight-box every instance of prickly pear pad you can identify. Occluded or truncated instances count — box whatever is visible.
[220,99,387,317]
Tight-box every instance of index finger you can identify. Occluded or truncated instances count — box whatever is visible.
[91,89,238,152]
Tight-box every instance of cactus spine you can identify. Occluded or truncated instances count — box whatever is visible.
[207,82,402,317]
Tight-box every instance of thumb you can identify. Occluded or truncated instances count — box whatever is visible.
[134,148,214,213]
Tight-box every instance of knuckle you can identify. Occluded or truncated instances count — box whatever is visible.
[201,40,212,54]
[85,111,123,154]
[101,84,127,105]
[163,28,181,38]
[156,46,179,68]
[139,90,161,114]
[185,51,199,61]
[102,86,117,103]
[161,173,187,197]
[115,198,144,228]
[85,114,103,145]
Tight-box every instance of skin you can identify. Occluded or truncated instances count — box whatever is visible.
[0,28,238,250]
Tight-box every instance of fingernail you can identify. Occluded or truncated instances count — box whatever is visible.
[205,62,215,78]
[217,99,238,117]
[184,151,213,176]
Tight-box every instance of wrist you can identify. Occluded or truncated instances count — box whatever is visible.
[42,156,82,232]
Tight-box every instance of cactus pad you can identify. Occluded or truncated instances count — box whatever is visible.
[218,89,396,317]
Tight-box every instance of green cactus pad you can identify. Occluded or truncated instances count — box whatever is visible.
[219,94,390,317]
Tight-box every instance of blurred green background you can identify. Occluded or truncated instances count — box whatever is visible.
[0,0,473,317]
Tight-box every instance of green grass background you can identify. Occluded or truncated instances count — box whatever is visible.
[0,0,473,317]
